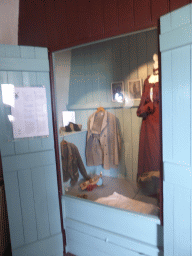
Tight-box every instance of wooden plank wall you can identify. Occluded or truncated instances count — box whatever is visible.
[0,45,63,256]
[160,4,192,256]
[18,0,190,52]
[55,28,158,183]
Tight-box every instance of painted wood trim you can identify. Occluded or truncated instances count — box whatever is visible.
[0,58,49,72]
[48,51,66,253]
[66,227,157,256]
[1,150,55,173]
[174,185,191,255]
[12,233,63,256]
[3,171,25,249]
[163,181,174,256]
[18,169,38,244]
[67,101,140,110]
[65,218,163,256]
[160,23,192,52]
[164,162,192,188]
[63,196,162,247]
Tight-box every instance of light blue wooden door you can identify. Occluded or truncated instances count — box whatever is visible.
[160,4,192,256]
[0,45,63,256]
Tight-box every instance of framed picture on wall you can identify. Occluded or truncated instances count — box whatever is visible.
[128,79,142,100]
[111,81,124,102]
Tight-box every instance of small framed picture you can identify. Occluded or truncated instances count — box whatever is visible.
[128,79,142,100]
[111,81,124,102]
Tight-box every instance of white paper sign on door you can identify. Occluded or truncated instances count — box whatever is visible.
[11,87,49,139]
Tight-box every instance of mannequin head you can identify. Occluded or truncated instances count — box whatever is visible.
[153,53,159,70]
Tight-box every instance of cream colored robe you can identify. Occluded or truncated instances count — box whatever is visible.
[86,110,121,170]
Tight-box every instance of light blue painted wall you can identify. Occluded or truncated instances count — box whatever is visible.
[0,45,63,256]
[160,3,192,256]
[61,28,159,183]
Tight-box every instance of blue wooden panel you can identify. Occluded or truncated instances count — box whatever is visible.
[103,40,113,103]
[0,58,49,72]
[18,169,37,244]
[174,185,191,255]
[28,137,43,153]
[15,140,29,155]
[32,167,50,240]
[20,46,35,59]
[0,141,15,157]
[121,36,130,96]
[123,108,132,180]
[75,110,88,130]
[34,47,48,60]
[171,4,191,30]
[129,34,138,79]
[112,38,122,81]
[66,218,163,256]
[161,51,173,162]
[97,42,109,103]
[0,71,7,83]
[84,45,94,105]
[91,44,102,103]
[41,135,55,150]
[160,13,171,34]
[66,227,144,256]
[44,165,61,235]
[164,162,192,189]
[0,45,6,58]
[75,49,86,105]
[172,46,190,165]
[13,233,63,256]
[0,44,62,255]
[163,181,174,256]
[68,52,77,107]
[160,23,192,52]
[2,150,55,172]
[36,72,50,92]
[7,71,23,86]
[191,189,192,255]
[66,239,113,256]
[5,45,20,58]
[22,72,37,87]
[64,196,162,247]
[3,171,25,249]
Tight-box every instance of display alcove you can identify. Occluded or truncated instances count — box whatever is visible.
[53,27,163,256]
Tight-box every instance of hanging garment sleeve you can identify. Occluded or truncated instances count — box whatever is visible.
[137,78,154,119]
[74,145,90,180]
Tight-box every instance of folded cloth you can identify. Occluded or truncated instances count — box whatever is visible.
[95,192,159,216]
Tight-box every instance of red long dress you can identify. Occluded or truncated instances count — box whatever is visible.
[137,76,161,180]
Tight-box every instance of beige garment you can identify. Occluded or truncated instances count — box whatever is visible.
[86,110,121,170]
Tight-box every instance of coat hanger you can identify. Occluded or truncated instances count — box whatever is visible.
[96,107,105,113]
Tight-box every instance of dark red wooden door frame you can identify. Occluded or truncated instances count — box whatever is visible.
[48,52,66,255]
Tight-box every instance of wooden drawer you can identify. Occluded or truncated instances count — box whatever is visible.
[62,196,163,256]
